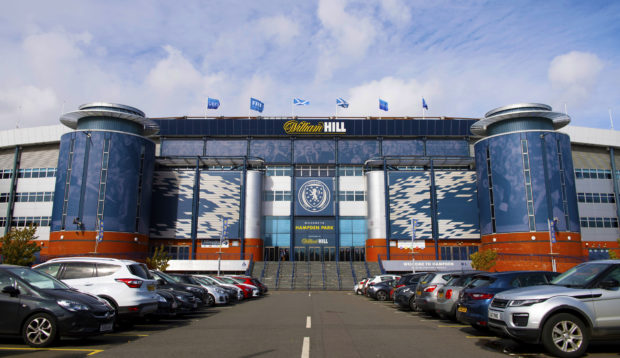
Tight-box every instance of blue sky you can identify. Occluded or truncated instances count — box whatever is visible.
[0,0,619,130]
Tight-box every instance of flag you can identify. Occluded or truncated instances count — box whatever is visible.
[379,99,388,111]
[336,97,349,108]
[207,98,220,109]
[293,98,310,106]
[422,98,428,110]
[96,218,104,243]
[250,98,264,113]
[548,218,558,243]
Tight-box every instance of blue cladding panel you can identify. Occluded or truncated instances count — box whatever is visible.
[139,143,156,234]
[489,134,529,233]
[294,140,336,163]
[51,133,73,231]
[150,170,194,238]
[525,132,547,232]
[426,140,469,156]
[250,139,291,163]
[559,135,580,232]
[338,140,380,164]
[435,171,479,239]
[474,141,493,235]
[388,172,432,239]
[161,139,204,156]
[80,133,104,232]
[197,171,241,239]
[206,140,247,156]
[295,177,335,216]
[382,140,424,156]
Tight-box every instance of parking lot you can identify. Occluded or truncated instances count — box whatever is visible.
[1,291,618,357]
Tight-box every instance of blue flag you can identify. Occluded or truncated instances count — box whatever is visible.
[293,98,310,106]
[250,98,264,113]
[379,99,388,111]
[207,98,220,109]
[422,98,428,110]
[336,97,349,108]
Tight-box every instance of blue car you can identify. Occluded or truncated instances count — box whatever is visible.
[455,271,559,330]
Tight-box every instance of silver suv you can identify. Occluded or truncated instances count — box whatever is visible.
[488,260,620,358]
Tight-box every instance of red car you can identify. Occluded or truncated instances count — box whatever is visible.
[229,276,268,295]
[216,276,253,299]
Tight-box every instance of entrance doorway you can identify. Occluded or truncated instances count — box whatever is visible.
[294,247,336,261]
[339,247,365,261]
[263,247,290,261]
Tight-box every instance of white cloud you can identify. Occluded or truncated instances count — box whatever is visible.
[258,15,300,46]
[0,85,58,128]
[548,51,604,105]
[379,0,411,25]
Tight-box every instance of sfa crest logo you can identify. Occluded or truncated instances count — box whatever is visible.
[298,180,330,213]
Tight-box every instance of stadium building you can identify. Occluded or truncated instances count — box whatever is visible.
[0,102,618,272]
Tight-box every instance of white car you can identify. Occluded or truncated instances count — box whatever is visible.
[195,275,245,301]
[34,257,159,319]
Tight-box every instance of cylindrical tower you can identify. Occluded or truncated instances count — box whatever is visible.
[48,103,158,259]
[472,103,581,271]
[366,170,388,261]
[244,170,263,260]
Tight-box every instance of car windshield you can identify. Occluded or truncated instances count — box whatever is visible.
[217,277,237,284]
[551,263,610,288]
[154,271,178,283]
[7,267,69,290]
[446,276,465,286]
[467,276,494,288]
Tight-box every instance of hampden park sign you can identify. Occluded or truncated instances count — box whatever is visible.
[283,120,347,134]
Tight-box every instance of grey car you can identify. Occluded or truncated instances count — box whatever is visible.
[414,271,464,315]
[435,272,479,320]
[488,260,620,358]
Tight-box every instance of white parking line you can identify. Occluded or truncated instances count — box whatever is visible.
[301,337,310,358]
[306,316,311,328]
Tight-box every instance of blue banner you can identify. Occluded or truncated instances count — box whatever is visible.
[250,98,264,113]
[207,98,220,109]
[295,177,334,216]
[294,218,336,246]
[379,99,388,111]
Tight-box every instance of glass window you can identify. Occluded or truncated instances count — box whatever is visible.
[294,140,335,164]
[263,216,291,247]
[206,140,247,156]
[61,263,95,280]
[35,263,62,278]
[339,166,363,176]
[96,264,121,277]
[338,140,380,164]
[426,140,469,156]
[250,140,291,163]
[161,139,204,156]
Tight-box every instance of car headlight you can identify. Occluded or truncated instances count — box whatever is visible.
[57,299,90,311]
[186,286,201,292]
[216,288,225,294]
[156,294,167,303]
[509,298,547,307]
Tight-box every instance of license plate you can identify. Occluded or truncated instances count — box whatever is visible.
[488,311,501,320]
[457,306,467,313]
[100,322,113,332]
[416,291,421,296]
[147,284,155,291]
[438,292,444,299]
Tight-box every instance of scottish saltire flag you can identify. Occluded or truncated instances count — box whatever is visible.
[422,98,428,110]
[379,99,388,111]
[207,98,220,109]
[250,98,264,113]
[336,97,349,108]
[293,98,310,106]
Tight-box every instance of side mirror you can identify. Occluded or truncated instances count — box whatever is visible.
[599,279,620,290]
[2,286,19,296]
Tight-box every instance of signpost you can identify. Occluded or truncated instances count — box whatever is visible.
[548,218,558,272]
[218,217,229,275]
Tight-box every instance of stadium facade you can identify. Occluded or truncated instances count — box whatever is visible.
[0,102,618,271]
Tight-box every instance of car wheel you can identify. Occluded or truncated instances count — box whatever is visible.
[541,313,589,358]
[409,297,418,311]
[470,323,489,332]
[22,313,58,348]
[207,294,215,307]
[376,290,388,301]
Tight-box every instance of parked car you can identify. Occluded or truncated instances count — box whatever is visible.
[192,275,241,302]
[33,257,159,320]
[0,264,115,347]
[456,271,559,330]
[149,270,211,306]
[364,275,400,296]
[394,273,427,289]
[170,274,229,306]
[229,275,268,295]
[393,273,427,310]
[218,276,260,298]
[197,275,245,301]
[435,272,480,320]
[415,271,464,315]
[354,278,369,295]
[488,260,620,358]
[367,279,396,301]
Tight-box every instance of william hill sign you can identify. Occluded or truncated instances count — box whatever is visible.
[283,120,346,134]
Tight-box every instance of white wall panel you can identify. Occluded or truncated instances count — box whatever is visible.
[16,178,56,192]
[339,176,365,191]
[264,176,291,191]
[339,202,366,216]
[13,202,53,217]
[262,201,291,216]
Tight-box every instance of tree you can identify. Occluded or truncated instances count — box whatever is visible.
[146,244,170,271]
[0,225,41,266]
[609,250,618,260]
[470,249,498,271]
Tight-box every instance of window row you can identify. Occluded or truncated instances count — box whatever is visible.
[339,191,366,202]
[574,169,613,180]
[18,168,57,178]
[265,165,364,177]
[440,246,479,261]
[580,217,619,228]
[9,192,54,203]
[577,192,616,204]
[0,216,52,227]
[263,191,292,201]
[0,169,12,179]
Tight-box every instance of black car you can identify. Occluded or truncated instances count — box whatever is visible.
[0,264,115,347]
[393,273,427,310]
[150,270,209,306]
[367,279,396,301]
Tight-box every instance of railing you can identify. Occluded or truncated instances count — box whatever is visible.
[275,259,282,289]
[194,253,254,260]
[349,260,357,285]
[379,253,439,261]
[307,261,311,290]
[321,257,326,290]
[39,252,148,263]
[245,254,254,276]
[364,260,371,277]
[335,261,342,290]
[291,262,296,289]
[260,261,267,282]
[377,254,386,274]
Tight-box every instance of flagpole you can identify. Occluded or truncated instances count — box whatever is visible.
[609,108,614,130]
[291,98,294,118]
